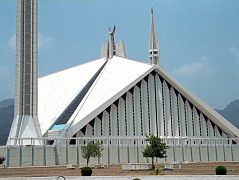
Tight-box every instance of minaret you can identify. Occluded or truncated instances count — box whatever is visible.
[149,8,159,65]
[7,0,42,145]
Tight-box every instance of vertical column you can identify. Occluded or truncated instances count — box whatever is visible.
[171,88,179,137]
[163,81,171,137]
[155,75,163,137]
[126,92,134,137]
[118,98,125,136]
[179,94,186,137]
[186,101,193,137]
[134,86,141,136]
[207,120,214,137]
[193,108,200,137]
[148,74,157,135]
[200,113,207,137]
[85,124,93,137]
[141,80,149,135]
[102,111,110,137]
[94,117,101,137]
[110,104,118,137]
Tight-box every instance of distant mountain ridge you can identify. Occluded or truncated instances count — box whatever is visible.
[0,98,238,145]
[0,99,14,109]
[216,99,239,129]
[0,99,14,145]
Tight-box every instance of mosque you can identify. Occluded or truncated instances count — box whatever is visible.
[5,0,239,166]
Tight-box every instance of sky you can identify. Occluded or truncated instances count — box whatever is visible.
[0,0,239,110]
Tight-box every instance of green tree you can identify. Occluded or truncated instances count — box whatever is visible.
[81,141,104,166]
[142,135,168,169]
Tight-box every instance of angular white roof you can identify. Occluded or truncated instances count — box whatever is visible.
[38,59,106,134]
[38,55,239,138]
[67,56,154,135]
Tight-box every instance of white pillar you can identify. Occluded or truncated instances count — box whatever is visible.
[102,110,110,137]
[178,94,186,137]
[141,79,149,135]
[118,98,125,137]
[148,74,157,135]
[94,117,101,137]
[110,104,118,137]
[171,88,179,137]
[134,86,141,136]
[200,113,207,137]
[155,74,164,137]
[126,92,134,137]
[186,101,193,137]
[193,107,200,137]
[163,80,171,137]
[207,120,214,137]
[85,124,93,137]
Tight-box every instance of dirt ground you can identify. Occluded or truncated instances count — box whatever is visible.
[0,162,238,177]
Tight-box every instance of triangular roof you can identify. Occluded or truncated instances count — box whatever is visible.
[38,56,239,138]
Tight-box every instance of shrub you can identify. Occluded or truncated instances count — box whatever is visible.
[81,166,92,176]
[215,166,227,175]
[0,156,5,164]
[154,168,161,175]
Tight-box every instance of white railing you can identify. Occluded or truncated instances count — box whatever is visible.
[7,136,239,146]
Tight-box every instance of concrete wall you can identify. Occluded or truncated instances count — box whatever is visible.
[1,137,239,167]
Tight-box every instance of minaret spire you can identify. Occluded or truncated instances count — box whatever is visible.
[149,8,159,65]
[7,0,42,145]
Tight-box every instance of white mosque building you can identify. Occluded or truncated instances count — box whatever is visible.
[5,0,239,166]
[37,11,238,142]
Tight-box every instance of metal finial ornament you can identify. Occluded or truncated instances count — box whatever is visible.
[109,25,116,56]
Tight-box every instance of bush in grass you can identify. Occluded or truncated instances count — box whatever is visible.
[154,168,161,175]
[0,156,5,164]
[215,166,227,175]
[81,166,92,176]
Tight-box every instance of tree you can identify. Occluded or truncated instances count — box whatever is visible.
[142,134,168,169]
[81,141,104,166]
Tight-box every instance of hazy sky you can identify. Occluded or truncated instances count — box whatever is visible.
[0,0,239,109]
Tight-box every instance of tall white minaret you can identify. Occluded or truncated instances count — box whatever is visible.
[7,0,42,145]
[149,8,159,65]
